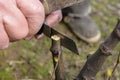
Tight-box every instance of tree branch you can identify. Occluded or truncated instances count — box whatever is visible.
[50,35,66,80]
[74,18,120,80]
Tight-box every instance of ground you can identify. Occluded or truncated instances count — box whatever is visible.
[0,0,120,80]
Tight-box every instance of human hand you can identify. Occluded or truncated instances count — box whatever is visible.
[0,0,62,49]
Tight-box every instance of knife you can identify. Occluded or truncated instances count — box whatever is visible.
[37,0,84,54]
[37,24,79,55]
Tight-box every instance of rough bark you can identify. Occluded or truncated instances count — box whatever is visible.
[75,18,120,80]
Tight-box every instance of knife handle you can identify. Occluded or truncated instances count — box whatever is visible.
[41,0,83,14]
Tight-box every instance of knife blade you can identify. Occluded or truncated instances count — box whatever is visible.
[37,24,79,55]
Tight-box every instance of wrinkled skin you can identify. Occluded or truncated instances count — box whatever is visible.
[0,0,62,49]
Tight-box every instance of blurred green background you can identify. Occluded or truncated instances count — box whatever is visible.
[0,0,120,80]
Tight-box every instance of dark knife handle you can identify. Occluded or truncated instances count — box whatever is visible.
[37,24,44,35]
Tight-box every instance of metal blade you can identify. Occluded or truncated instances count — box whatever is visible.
[37,24,79,55]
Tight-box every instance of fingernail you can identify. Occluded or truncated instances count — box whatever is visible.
[54,10,62,22]
[51,15,62,27]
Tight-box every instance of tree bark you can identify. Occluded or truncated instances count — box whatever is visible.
[75,18,120,80]
[50,35,66,80]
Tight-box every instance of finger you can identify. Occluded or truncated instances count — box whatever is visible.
[0,20,9,49]
[16,0,45,37]
[3,8,29,41]
[36,10,62,39]
[45,10,62,27]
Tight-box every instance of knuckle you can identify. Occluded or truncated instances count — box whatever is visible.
[31,3,45,17]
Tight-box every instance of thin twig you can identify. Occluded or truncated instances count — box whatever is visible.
[50,52,61,80]
[108,52,120,80]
